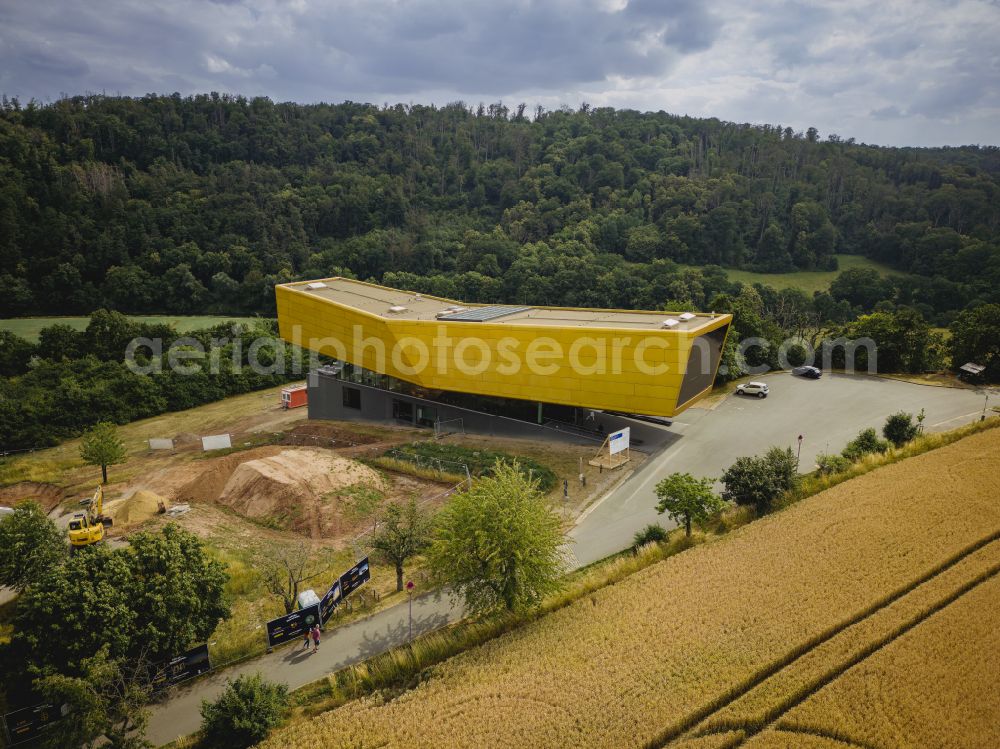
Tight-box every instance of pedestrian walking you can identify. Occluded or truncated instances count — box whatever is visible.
[302,627,311,650]
[311,624,321,653]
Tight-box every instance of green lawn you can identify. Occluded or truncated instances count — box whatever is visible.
[0,315,261,342]
[715,254,908,295]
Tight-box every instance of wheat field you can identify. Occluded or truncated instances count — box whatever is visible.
[757,574,1000,748]
[264,428,1000,749]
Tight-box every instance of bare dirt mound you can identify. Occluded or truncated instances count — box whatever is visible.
[216,448,387,538]
[104,490,164,527]
[0,482,65,512]
[174,446,284,504]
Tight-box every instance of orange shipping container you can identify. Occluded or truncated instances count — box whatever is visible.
[281,385,308,409]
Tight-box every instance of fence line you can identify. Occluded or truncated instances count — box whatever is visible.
[381,448,471,478]
[434,417,465,439]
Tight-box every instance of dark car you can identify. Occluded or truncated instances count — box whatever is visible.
[792,366,822,379]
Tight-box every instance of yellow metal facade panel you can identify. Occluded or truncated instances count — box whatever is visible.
[276,283,730,417]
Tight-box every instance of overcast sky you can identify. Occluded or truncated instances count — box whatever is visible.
[1,0,998,147]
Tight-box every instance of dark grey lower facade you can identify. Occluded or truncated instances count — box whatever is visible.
[306,368,670,448]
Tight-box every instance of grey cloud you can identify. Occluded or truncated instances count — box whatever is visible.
[0,0,723,101]
[751,1,835,68]
[869,31,922,60]
[20,42,90,77]
[908,75,989,118]
[870,104,905,119]
[624,0,720,52]
[0,0,998,146]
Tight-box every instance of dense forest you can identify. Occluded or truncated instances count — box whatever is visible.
[0,312,299,451]
[1,95,999,450]
[1,94,999,323]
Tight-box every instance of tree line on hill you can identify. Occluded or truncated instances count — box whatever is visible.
[0,310,299,451]
[0,94,998,325]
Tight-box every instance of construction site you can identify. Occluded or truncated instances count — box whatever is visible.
[0,381,643,662]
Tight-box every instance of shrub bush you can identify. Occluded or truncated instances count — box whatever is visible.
[883,411,919,447]
[842,428,890,461]
[632,523,669,549]
[200,673,288,749]
[816,452,852,475]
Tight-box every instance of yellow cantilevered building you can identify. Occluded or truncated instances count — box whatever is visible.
[275,278,731,429]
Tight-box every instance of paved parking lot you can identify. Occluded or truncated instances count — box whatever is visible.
[569,374,993,566]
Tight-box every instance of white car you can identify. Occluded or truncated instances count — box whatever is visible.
[735,381,769,398]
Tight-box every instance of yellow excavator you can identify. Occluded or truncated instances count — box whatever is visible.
[68,485,113,548]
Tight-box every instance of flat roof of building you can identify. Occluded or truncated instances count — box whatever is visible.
[282,277,727,332]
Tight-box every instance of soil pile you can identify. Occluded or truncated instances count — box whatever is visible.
[174,446,283,504]
[216,449,387,537]
[0,482,65,512]
[104,490,164,526]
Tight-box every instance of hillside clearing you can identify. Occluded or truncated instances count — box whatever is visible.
[262,426,1000,749]
[714,254,907,295]
[0,315,260,342]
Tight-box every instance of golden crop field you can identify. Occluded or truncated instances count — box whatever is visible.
[759,574,1000,749]
[264,427,1000,749]
[692,539,1000,735]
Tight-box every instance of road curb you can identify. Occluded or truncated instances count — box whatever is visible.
[573,466,637,526]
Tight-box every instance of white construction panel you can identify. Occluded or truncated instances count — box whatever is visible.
[608,427,631,455]
[201,434,232,451]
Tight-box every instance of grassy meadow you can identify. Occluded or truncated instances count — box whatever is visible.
[716,254,907,294]
[0,315,260,342]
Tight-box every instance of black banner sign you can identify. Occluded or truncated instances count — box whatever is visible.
[152,643,211,690]
[339,556,370,599]
[320,579,342,623]
[3,703,59,746]
[266,603,321,648]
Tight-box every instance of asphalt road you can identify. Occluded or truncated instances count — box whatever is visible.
[145,373,990,745]
[146,591,458,744]
[568,373,991,566]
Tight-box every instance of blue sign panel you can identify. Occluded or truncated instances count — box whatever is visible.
[152,644,211,690]
[339,557,371,599]
[3,704,59,746]
[266,604,321,648]
[320,579,342,623]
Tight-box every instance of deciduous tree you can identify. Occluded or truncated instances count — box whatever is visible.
[883,412,919,448]
[721,447,799,515]
[34,646,152,749]
[654,473,724,537]
[370,498,433,592]
[10,525,228,679]
[79,421,127,484]
[949,303,1000,382]
[199,673,288,749]
[261,545,330,615]
[0,500,65,592]
[429,461,564,615]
